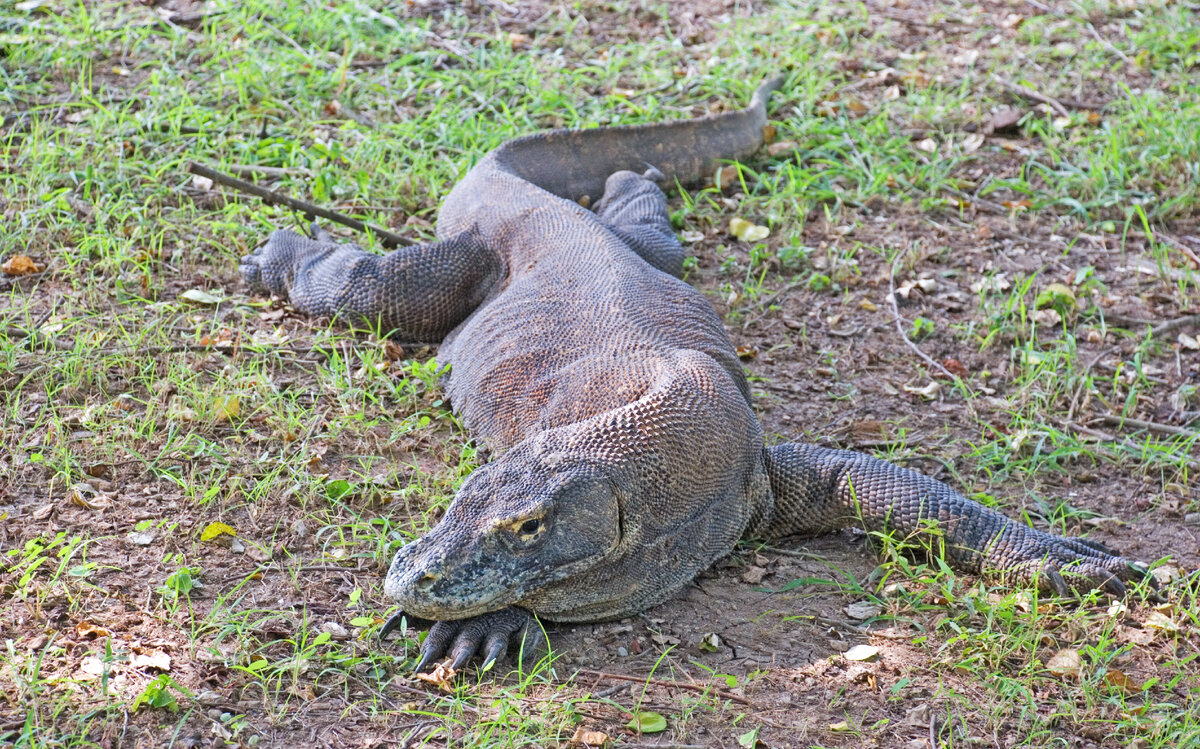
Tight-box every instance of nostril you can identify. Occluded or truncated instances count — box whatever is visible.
[415,573,437,591]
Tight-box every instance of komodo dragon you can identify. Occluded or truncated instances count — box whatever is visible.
[239,77,1148,672]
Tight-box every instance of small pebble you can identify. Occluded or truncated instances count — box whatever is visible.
[617,646,628,657]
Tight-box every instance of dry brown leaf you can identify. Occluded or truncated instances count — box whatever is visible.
[740,565,768,584]
[713,165,739,191]
[1102,669,1141,693]
[132,649,172,672]
[1046,648,1082,679]
[985,108,1024,134]
[76,621,111,639]
[414,662,457,691]
[2,255,42,276]
[766,140,799,157]
[570,727,610,747]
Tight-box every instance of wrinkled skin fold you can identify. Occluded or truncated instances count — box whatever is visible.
[239,77,1152,673]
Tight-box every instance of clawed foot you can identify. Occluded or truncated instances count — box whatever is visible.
[380,607,545,674]
[993,528,1157,599]
[239,226,362,315]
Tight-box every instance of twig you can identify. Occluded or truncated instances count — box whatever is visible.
[1067,422,1200,471]
[1155,232,1200,270]
[941,187,1009,216]
[887,257,959,383]
[1086,22,1132,65]
[185,161,414,248]
[225,163,313,179]
[1151,314,1200,339]
[575,669,750,704]
[1098,415,1200,440]
[993,77,1071,118]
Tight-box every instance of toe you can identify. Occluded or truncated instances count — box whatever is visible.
[480,631,509,671]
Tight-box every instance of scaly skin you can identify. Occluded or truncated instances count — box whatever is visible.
[240,76,1149,673]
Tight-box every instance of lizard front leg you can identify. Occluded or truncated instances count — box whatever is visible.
[240,226,505,341]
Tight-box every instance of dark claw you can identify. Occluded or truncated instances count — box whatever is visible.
[1045,567,1071,597]
[1103,575,1127,598]
[481,631,509,671]
[401,609,542,674]
[414,620,460,673]
[379,610,408,642]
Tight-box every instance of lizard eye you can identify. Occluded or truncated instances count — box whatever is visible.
[519,519,541,535]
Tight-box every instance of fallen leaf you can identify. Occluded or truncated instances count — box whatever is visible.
[844,644,879,661]
[569,727,610,747]
[845,602,882,620]
[2,255,42,276]
[200,522,237,542]
[941,358,968,377]
[127,531,155,546]
[902,381,941,399]
[729,217,770,242]
[1143,610,1178,632]
[828,721,852,732]
[179,289,223,306]
[214,395,240,422]
[69,484,110,510]
[766,140,799,157]
[1033,308,1063,326]
[1046,648,1082,679]
[735,345,758,359]
[625,711,668,734]
[1178,333,1199,350]
[740,565,768,584]
[698,632,722,652]
[713,165,739,191]
[915,138,938,154]
[76,621,111,639]
[414,662,457,691]
[985,107,1024,134]
[132,649,172,672]
[962,132,985,153]
[1102,669,1141,693]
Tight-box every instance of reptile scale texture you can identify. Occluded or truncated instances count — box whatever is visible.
[239,77,1148,672]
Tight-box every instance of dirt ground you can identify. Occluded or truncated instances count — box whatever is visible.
[2,0,1199,747]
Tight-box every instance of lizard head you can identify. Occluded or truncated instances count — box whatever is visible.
[383,439,624,620]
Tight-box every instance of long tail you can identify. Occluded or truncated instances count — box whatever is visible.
[490,76,786,203]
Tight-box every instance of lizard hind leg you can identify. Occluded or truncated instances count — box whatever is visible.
[760,443,1154,597]
[593,169,686,278]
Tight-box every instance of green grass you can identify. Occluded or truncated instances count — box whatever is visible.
[3,0,1199,746]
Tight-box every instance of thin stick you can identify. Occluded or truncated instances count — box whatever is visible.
[1151,313,1200,339]
[185,161,414,248]
[1098,415,1200,440]
[1067,422,1200,471]
[994,77,1071,118]
[942,187,1009,215]
[575,669,750,704]
[1155,232,1200,270]
[887,256,959,383]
